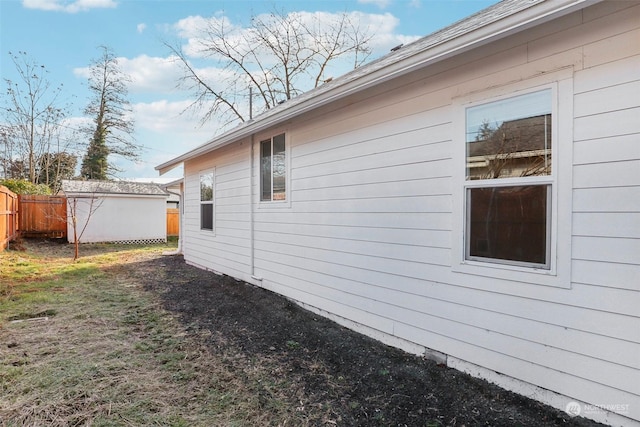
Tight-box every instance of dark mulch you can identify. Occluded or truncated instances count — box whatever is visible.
[137,254,602,427]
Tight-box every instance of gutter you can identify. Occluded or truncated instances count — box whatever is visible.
[249,133,262,282]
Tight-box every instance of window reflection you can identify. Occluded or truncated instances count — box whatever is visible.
[466,90,552,180]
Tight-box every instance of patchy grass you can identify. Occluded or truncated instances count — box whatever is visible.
[1,239,601,427]
[0,239,311,426]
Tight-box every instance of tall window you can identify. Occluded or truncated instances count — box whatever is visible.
[200,171,214,231]
[464,89,552,268]
[260,133,286,201]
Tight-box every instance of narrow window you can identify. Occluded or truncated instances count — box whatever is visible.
[200,171,214,230]
[260,133,286,201]
[465,90,552,268]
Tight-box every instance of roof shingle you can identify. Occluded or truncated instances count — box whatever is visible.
[61,180,168,196]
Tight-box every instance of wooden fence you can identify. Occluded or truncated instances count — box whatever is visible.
[1,186,19,250]
[19,195,67,239]
[167,208,180,237]
[1,193,178,249]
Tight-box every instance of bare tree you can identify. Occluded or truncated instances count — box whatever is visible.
[1,51,72,184]
[0,126,18,179]
[80,46,138,180]
[39,151,77,193]
[66,194,103,260]
[167,9,372,126]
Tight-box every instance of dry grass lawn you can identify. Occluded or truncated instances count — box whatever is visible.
[1,239,312,426]
[1,239,601,427]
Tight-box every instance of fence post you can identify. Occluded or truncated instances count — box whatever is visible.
[0,185,19,251]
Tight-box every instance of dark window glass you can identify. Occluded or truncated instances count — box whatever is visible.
[201,203,213,230]
[467,185,549,266]
[272,134,286,200]
[260,134,286,201]
[260,139,272,201]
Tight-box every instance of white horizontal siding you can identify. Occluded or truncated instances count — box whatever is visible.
[293,147,451,187]
[253,221,451,247]
[563,7,640,421]
[573,186,640,212]
[574,80,640,118]
[574,108,639,142]
[574,212,640,238]
[572,259,639,291]
[182,143,252,277]
[181,3,640,423]
[253,260,640,398]
[574,134,640,166]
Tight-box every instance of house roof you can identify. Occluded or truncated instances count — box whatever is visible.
[61,180,169,197]
[156,0,599,175]
[467,115,552,157]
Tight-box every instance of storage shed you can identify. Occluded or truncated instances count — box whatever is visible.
[157,1,640,425]
[60,180,168,244]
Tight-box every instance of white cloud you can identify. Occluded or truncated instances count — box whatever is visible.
[357,0,392,9]
[22,0,117,13]
[173,14,236,59]
[173,10,419,65]
[132,99,223,143]
[118,55,184,93]
[128,99,223,176]
[409,0,421,8]
[73,54,198,94]
[137,23,146,34]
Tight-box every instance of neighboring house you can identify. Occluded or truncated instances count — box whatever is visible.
[163,178,183,210]
[60,180,168,244]
[162,178,184,248]
[157,1,640,425]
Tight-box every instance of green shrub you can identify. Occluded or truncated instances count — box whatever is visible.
[0,179,52,195]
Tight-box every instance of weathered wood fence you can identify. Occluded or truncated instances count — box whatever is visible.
[1,186,19,250]
[166,208,180,237]
[18,195,68,239]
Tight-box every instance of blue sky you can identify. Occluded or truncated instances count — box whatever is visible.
[0,0,496,180]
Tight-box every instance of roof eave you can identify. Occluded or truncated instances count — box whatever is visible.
[155,0,600,175]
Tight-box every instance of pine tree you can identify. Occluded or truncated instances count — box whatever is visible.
[80,46,137,179]
[80,123,109,180]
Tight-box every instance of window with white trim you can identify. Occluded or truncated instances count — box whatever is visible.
[260,133,286,201]
[464,89,552,269]
[200,171,214,231]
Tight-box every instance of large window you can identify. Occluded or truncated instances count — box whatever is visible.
[200,171,214,231]
[260,133,286,201]
[464,89,552,269]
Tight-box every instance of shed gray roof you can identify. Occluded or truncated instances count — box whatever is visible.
[61,180,169,197]
[156,0,599,175]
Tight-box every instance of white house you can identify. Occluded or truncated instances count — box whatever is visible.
[60,180,168,244]
[157,1,640,425]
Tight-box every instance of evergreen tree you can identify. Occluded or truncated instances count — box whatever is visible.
[80,119,109,180]
[80,46,137,179]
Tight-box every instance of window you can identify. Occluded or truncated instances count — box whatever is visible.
[464,89,552,269]
[200,171,214,231]
[260,133,286,201]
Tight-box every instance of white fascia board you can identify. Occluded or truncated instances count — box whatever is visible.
[155,0,599,176]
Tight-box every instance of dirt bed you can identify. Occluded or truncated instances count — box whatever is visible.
[129,252,601,427]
